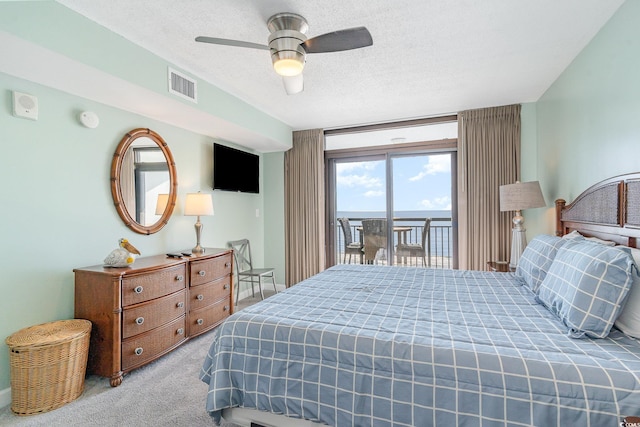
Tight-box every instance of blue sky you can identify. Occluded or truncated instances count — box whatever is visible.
[336,153,452,212]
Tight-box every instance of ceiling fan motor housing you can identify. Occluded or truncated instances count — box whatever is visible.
[267,13,309,76]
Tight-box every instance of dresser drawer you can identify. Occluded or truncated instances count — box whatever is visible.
[190,254,232,287]
[189,276,231,311]
[122,264,186,306]
[122,315,186,371]
[122,290,186,339]
[189,299,231,336]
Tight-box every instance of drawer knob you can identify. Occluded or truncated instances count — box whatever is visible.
[223,305,229,311]
[135,317,144,325]
[197,319,204,325]
[134,286,143,294]
[177,328,184,335]
[176,275,184,282]
[223,284,229,290]
[225,262,231,268]
[197,294,204,301]
[176,301,184,308]
[134,347,144,356]
[198,270,206,277]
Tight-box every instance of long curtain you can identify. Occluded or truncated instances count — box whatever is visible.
[457,104,521,270]
[284,129,326,286]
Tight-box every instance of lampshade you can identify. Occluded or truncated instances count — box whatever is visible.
[499,181,546,212]
[184,192,214,216]
[155,194,169,215]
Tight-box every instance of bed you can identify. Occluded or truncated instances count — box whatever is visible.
[201,173,640,426]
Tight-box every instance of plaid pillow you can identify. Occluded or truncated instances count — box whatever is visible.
[536,240,636,339]
[516,235,569,293]
[614,247,640,338]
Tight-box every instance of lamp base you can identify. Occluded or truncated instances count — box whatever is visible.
[509,210,527,270]
[509,229,527,270]
[192,217,205,255]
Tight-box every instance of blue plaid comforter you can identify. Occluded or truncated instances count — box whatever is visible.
[200,265,640,426]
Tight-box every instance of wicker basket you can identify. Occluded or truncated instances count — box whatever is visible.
[5,319,91,415]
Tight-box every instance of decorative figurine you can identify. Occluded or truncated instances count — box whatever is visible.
[104,238,141,267]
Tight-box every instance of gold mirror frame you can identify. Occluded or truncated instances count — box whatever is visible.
[110,128,178,235]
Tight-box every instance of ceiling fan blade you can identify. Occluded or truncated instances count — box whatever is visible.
[283,74,304,95]
[301,26,372,54]
[195,36,269,51]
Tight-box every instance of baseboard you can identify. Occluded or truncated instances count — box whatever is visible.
[0,387,11,409]
[236,283,286,302]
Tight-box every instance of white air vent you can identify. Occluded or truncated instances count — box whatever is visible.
[168,68,197,103]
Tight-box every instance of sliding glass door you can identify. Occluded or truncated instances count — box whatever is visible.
[327,150,456,268]
[392,153,454,268]
[325,116,458,268]
[333,157,387,265]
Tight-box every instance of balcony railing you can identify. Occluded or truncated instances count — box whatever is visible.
[335,217,453,268]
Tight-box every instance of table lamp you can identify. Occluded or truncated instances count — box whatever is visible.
[499,181,546,269]
[184,192,214,254]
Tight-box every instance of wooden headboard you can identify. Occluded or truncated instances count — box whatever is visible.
[555,172,640,248]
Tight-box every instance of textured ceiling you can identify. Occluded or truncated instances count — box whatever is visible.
[56,0,623,131]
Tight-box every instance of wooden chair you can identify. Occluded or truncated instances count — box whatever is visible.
[229,239,277,305]
[396,218,432,267]
[362,219,387,264]
[337,218,363,264]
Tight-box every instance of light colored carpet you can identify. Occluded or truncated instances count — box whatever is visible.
[0,292,275,427]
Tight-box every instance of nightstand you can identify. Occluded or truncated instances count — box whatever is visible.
[487,261,514,272]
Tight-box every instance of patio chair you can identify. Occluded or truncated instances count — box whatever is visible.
[229,239,277,305]
[362,219,387,264]
[337,217,363,264]
[396,218,432,267]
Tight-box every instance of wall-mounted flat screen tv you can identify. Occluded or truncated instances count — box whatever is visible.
[213,143,259,193]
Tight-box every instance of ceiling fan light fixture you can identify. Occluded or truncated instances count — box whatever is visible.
[269,27,307,77]
[196,12,372,94]
[283,74,304,95]
[273,56,305,76]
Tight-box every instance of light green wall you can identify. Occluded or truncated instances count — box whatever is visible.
[524,0,640,236]
[0,3,291,393]
[0,2,290,144]
[519,102,548,237]
[0,71,277,391]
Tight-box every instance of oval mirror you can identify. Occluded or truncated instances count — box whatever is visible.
[110,128,178,234]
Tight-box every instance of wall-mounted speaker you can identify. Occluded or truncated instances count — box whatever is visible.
[12,91,38,120]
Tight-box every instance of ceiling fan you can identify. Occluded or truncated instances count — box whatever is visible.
[195,12,373,95]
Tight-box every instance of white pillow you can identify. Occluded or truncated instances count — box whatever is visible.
[562,230,616,246]
[615,247,640,338]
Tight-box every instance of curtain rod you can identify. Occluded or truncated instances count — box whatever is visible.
[324,115,458,136]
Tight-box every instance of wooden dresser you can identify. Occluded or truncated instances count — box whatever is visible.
[74,248,233,386]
